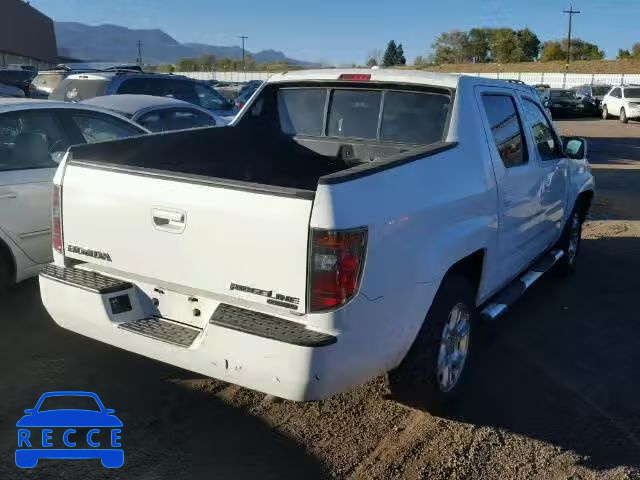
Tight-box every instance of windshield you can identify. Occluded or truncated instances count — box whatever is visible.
[278,87,451,144]
[624,88,640,98]
[591,86,611,96]
[49,78,111,102]
[550,90,576,100]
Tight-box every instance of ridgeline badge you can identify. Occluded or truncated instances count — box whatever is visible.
[15,391,123,469]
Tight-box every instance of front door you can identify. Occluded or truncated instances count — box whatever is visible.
[476,87,547,282]
[519,95,568,250]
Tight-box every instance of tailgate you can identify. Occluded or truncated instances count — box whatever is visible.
[60,163,313,312]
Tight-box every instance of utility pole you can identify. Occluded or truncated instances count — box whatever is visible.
[239,35,248,71]
[137,40,143,66]
[563,5,581,70]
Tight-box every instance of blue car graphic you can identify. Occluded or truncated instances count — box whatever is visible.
[15,391,123,468]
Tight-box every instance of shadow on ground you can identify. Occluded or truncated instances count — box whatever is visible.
[0,280,329,480]
[450,235,640,472]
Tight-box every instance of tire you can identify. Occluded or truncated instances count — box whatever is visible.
[555,210,583,276]
[602,105,611,119]
[0,253,11,291]
[387,275,476,414]
[620,107,629,124]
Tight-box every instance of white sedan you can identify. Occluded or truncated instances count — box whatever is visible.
[81,95,227,132]
[0,98,148,289]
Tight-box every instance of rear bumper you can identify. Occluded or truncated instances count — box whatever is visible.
[40,265,429,401]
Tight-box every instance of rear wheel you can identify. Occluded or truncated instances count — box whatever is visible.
[602,105,610,119]
[387,275,476,414]
[620,107,629,123]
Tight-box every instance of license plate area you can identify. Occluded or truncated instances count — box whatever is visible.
[145,287,218,328]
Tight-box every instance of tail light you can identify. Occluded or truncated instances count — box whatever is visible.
[308,228,367,312]
[52,184,63,254]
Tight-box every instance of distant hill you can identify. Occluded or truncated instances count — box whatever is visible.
[54,22,312,66]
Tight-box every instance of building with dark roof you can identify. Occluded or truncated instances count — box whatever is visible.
[0,0,58,68]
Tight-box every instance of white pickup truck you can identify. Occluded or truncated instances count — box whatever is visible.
[40,70,594,412]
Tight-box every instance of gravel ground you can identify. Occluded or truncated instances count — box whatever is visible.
[1,119,639,480]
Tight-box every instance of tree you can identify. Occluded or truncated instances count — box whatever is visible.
[431,30,471,64]
[414,55,428,67]
[396,43,407,65]
[467,28,491,63]
[618,49,632,60]
[632,43,640,58]
[383,40,399,67]
[541,38,604,62]
[516,28,541,61]
[489,28,521,63]
[177,58,198,71]
[366,56,378,67]
[540,41,565,61]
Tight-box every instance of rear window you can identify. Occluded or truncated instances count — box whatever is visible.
[327,90,381,139]
[50,78,110,102]
[32,72,65,90]
[624,88,640,98]
[118,78,198,104]
[277,87,451,144]
[381,91,450,144]
[278,88,326,136]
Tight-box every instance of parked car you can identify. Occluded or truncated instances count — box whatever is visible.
[50,72,237,121]
[572,84,611,104]
[0,69,33,97]
[0,99,148,289]
[81,95,225,132]
[534,84,551,102]
[234,80,263,109]
[41,70,594,413]
[548,89,589,117]
[601,85,640,123]
[29,67,97,99]
[0,84,25,98]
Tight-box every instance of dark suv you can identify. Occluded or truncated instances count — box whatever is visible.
[0,69,33,96]
[50,72,236,121]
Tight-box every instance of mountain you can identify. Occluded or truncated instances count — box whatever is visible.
[54,22,311,66]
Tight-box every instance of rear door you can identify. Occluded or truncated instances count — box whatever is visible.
[0,109,69,264]
[476,87,546,279]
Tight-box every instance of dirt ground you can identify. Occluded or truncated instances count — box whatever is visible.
[1,119,640,480]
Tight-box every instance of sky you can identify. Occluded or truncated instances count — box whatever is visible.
[28,0,640,64]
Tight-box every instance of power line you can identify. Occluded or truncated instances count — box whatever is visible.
[238,35,248,71]
[563,5,581,69]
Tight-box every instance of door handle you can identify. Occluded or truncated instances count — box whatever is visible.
[152,208,186,233]
[0,192,17,200]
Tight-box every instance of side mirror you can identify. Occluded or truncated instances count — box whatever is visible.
[563,137,587,160]
[24,409,33,414]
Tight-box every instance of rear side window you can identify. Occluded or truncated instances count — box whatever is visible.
[381,91,450,144]
[278,88,326,136]
[327,90,381,139]
[68,112,144,143]
[481,95,527,168]
[137,108,215,132]
[0,110,68,171]
[49,78,110,102]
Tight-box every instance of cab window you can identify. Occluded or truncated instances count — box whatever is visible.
[481,94,527,168]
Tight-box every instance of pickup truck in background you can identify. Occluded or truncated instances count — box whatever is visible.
[40,69,594,413]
